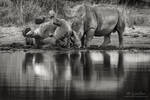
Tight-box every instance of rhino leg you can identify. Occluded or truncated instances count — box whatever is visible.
[84,29,95,48]
[117,31,123,48]
[101,35,111,47]
[116,13,125,48]
[81,34,86,48]
[116,24,124,48]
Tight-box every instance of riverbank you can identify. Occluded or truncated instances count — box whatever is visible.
[0,26,150,51]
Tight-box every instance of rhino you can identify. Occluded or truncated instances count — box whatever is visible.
[41,17,81,48]
[65,4,125,48]
[23,21,57,48]
[23,9,81,48]
[23,10,58,48]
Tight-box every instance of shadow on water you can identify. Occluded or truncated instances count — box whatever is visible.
[0,50,150,100]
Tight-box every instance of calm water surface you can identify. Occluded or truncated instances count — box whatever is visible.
[0,50,150,100]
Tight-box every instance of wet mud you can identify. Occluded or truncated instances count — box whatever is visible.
[0,26,150,51]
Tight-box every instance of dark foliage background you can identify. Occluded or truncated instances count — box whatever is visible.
[0,0,150,26]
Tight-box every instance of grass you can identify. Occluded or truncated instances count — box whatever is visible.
[0,0,49,26]
[0,0,150,26]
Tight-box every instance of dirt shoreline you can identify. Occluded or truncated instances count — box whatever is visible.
[0,26,150,51]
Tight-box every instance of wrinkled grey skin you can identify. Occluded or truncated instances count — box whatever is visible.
[41,18,81,48]
[26,21,57,38]
[24,21,57,48]
[65,4,125,48]
[23,10,57,48]
[23,18,81,48]
[24,9,81,48]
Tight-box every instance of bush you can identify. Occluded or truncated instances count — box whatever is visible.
[0,0,44,25]
[0,0,12,7]
[0,0,149,26]
[20,1,43,23]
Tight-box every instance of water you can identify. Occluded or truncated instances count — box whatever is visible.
[0,50,150,100]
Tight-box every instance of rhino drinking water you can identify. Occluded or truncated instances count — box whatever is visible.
[23,21,57,48]
[23,10,74,48]
[23,17,81,48]
[65,4,125,48]
[41,17,81,48]
[22,10,58,48]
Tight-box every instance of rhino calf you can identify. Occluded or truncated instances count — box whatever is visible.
[23,21,57,47]
[23,9,82,48]
[41,18,81,48]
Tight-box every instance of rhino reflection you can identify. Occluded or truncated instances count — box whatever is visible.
[23,52,72,80]
[22,53,34,73]
[0,51,150,100]
[22,51,125,85]
[81,51,94,81]
[72,51,125,91]
[88,51,124,78]
[103,52,111,69]
[70,51,82,78]
[53,53,71,80]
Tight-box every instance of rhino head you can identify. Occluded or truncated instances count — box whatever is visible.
[64,4,86,43]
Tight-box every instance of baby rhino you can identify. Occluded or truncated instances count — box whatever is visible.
[41,17,81,48]
[23,21,57,48]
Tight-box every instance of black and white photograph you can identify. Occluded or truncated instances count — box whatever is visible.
[0,0,150,100]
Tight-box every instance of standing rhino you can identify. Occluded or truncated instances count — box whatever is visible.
[65,4,125,48]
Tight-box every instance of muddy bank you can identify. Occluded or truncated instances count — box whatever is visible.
[0,26,150,51]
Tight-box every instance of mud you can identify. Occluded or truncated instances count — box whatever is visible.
[0,26,150,51]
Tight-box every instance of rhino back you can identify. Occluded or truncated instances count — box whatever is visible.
[92,6,119,36]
